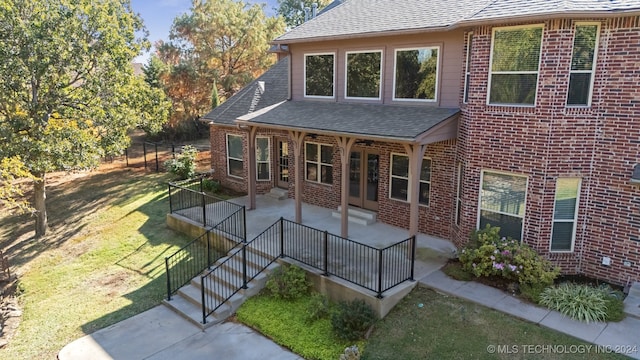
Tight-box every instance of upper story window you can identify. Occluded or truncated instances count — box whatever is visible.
[393,47,439,101]
[488,25,543,106]
[463,33,473,103]
[345,50,382,100]
[305,53,335,98]
[567,24,599,107]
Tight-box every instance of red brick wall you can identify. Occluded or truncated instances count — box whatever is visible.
[457,18,640,285]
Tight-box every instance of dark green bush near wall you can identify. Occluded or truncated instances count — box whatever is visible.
[265,264,311,300]
[331,299,377,341]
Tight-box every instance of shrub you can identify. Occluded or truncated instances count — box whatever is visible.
[202,178,220,193]
[519,282,546,303]
[442,261,474,281]
[331,299,377,341]
[265,264,311,300]
[340,345,360,360]
[539,283,608,323]
[306,292,330,321]
[164,145,197,179]
[458,225,559,289]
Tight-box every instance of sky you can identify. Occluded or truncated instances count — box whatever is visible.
[130,0,279,64]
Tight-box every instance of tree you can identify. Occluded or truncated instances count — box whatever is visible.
[211,81,220,110]
[0,156,35,214]
[276,0,332,28]
[0,0,170,237]
[155,0,285,138]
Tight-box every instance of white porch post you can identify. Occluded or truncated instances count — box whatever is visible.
[247,126,258,210]
[289,130,306,223]
[404,143,427,237]
[336,136,356,238]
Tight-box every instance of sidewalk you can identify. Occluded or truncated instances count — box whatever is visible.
[419,270,640,359]
[58,305,301,360]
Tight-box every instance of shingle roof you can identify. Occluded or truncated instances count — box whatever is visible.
[237,101,459,141]
[202,57,289,125]
[274,0,640,43]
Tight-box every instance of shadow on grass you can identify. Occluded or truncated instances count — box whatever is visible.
[0,168,176,269]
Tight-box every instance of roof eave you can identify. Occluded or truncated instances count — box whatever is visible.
[272,8,640,45]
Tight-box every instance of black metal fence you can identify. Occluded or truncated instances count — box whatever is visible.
[103,142,210,172]
[168,179,246,242]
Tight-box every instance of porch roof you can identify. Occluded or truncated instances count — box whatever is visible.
[236,100,460,144]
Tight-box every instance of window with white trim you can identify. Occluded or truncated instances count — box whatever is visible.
[305,142,333,184]
[463,33,473,103]
[256,137,270,181]
[550,178,581,252]
[346,50,382,99]
[479,171,527,240]
[389,154,431,205]
[393,47,439,101]
[304,53,335,98]
[567,24,599,106]
[226,134,243,178]
[488,25,543,105]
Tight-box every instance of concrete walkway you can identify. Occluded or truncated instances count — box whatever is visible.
[419,270,640,359]
[58,306,301,360]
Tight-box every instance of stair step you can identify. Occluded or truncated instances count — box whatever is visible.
[178,283,237,315]
[266,188,288,200]
[628,282,640,297]
[331,206,377,225]
[162,294,223,329]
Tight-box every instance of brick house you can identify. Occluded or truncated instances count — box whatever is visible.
[203,0,640,286]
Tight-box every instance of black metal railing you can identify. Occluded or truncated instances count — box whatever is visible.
[200,221,281,323]
[165,231,221,300]
[279,218,415,298]
[168,179,246,241]
[168,216,415,324]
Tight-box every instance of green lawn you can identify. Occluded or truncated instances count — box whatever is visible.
[361,286,627,360]
[0,167,193,359]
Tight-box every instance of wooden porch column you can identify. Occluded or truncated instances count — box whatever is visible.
[404,143,427,237]
[289,130,306,223]
[247,126,258,210]
[336,136,356,238]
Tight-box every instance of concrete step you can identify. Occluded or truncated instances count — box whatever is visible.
[624,282,640,320]
[266,187,288,200]
[162,294,224,329]
[331,206,377,225]
[177,282,238,316]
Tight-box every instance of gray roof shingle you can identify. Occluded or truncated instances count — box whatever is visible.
[202,57,289,125]
[237,101,459,141]
[274,0,640,43]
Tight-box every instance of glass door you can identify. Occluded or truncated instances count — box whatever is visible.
[276,139,289,189]
[348,150,379,211]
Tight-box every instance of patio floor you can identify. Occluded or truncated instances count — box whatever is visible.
[227,195,457,280]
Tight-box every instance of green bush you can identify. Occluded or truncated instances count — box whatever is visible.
[202,178,220,193]
[265,264,311,300]
[458,225,559,289]
[442,261,474,281]
[237,295,364,360]
[164,145,197,179]
[331,299,377,341]
[519,282,547,303]
[539,283,610,323]
[306,292,330,321]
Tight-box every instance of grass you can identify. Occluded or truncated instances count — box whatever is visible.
[0,167,193,359]
[236,294,365,360]
[361,286,627,360]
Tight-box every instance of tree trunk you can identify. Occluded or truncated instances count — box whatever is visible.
[34,173,47,238]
